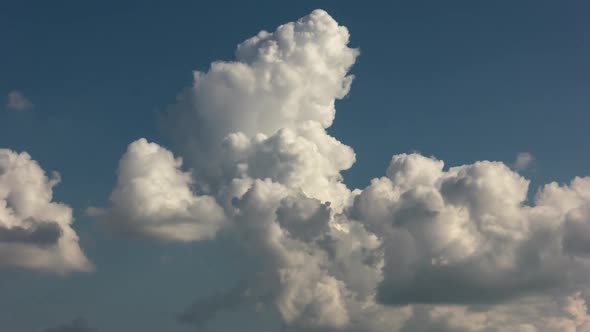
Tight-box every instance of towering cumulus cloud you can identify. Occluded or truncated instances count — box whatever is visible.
[0,149,92,273]
[93,9,590,331]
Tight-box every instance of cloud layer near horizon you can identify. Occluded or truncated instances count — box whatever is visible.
[88,9,590,332]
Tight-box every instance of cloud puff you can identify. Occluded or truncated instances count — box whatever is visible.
[88,138,226,242]
[514,152,535,171]
[94,9,590,331]
[0,149,92,273]
[354,154,589,305]
[6,90,34,111]
[162,8,358,198]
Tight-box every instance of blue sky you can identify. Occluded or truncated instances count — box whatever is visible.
[1,1,589,331]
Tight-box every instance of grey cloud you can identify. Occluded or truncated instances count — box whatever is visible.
[178,282,248,327]
[377,253,564,305]
[0,220,62,247]
[562,205,590,256]
[399,307,470,332]
[276,195,331,242]
[178,280,274,328]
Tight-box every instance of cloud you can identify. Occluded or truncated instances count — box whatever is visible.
[43,318,96,332]
[6,90,34,111]
[514,152,535,171]
[93,9,590,331]
[177,280,260,327]
[559,184,590,256]
[351,154,589,306]
[0,148,92,273]
[396,292,590,332]
[88,138,226,242]
[0,220,62,246]
[161,8,358,201]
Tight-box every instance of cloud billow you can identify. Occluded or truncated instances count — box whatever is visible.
[0,149,92,273]
[91,9,590,332]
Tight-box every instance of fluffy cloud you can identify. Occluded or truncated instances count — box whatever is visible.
[5,90,34,111]
[88,138,226,242]
[0,149,92,273]
[162,8,357,202]
[93,9,590,331]
[355,155,589,305]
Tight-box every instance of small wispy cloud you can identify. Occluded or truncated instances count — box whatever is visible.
[6,90,34,111]
[513,152,535,171]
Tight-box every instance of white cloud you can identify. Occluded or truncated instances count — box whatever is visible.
[88,138,226,242]
[514,152,535,171]
[162,8,358,202]
[0,149,92,273]
[355,154,590,306]
[5,90,34,111]
[93,9,590,331]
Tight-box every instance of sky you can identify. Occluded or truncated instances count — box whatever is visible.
[0,1,589,331]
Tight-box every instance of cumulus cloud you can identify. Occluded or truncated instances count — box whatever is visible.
[356,155,589,305]
[177,280,261,327]
[93,9,590,331]
[514,152,535,171]
[43,318,96,332]
[162,8,357,204]
[88,138,226,242]
[0,149,92,273]
[5,90,34,111]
